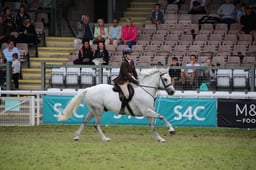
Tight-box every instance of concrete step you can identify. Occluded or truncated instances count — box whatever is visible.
[124,11,151,18]
[38,46,74,53]
[30,61,67,68]
[19,84,42,90]
[38,51,71,58]
[46,41,74,47]
[46,36,75,41]
[127,7,152,12]
[130,1,156,8]
[22,73,51,80]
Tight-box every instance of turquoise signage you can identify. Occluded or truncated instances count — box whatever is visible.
[43,96,217,127]
[155,98,217,127]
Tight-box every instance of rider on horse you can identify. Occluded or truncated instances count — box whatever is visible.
[113,47,139,114]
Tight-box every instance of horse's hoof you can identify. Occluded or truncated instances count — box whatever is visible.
[73,136,80,141]
[157,138,166,143]
[169,131,176,135]
[103,137,111,142]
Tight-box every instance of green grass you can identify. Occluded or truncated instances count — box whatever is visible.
[0,125,255,170]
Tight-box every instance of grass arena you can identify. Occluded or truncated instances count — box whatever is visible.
[0,125,255,170]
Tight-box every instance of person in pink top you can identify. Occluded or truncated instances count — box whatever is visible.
[120,17,137,48]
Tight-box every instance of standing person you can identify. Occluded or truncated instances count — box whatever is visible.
[2,39,20,62]
[73,39,94,65]
[120,18,137,48]
[81,15,94,43]
[105,18,121,47]
[113,47,139,114]
[168,57,181,87]
[151,3,164,26]
[93,41,109,65]
[15,4,31,32]
[93,18,108,44]
[12,53,21,90]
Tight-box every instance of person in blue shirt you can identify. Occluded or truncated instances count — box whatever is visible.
[151,3,164,25]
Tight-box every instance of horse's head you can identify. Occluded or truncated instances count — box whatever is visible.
[159,70,175,96]
[139,68,175,96]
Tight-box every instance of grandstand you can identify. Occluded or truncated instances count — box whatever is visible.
[0,0,255,92]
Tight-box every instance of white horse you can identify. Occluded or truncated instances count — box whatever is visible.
[58,68,176,142]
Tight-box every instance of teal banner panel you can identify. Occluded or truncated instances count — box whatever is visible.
[43,96,217,127]
[43,95,148,125]
[155,98,217,127]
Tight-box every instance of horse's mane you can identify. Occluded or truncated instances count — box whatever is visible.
[139,68,168,79]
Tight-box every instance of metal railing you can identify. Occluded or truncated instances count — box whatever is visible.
[41,62,256,92]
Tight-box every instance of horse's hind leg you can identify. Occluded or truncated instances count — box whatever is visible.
[147,117,166,142]
[74,112,94,141]
[94,114,111,142]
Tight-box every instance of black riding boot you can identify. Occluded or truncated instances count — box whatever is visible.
[119,96,127,115]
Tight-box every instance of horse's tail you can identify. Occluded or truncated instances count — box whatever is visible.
[58,88,88,121]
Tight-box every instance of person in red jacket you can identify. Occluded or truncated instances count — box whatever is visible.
[120,18,137,48]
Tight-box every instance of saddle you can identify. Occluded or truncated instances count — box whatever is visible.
[113,84,135,116]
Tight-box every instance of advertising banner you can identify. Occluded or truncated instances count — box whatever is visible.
[43,96,217,127]
[218,99,256,128]
[155,98,217,127]
[43,95,148,125]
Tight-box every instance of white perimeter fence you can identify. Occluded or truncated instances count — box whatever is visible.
[0,89,256,126]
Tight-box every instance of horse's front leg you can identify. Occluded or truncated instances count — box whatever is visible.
[74,112,94,141]
[146,108,175,136]
[94,113,111,142]
[147,117,166,142]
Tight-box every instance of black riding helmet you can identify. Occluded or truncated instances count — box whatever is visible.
[123,47,133,55]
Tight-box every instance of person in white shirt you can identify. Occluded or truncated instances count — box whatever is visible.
[12,53,20,90]
[2,39,20,62]
[217,0,236,29]
[181,54,200,89]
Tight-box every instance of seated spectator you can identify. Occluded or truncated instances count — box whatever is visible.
[2,39,20,62]
[105,18,121,47]
[120,18,137,48]
[93,41,109,65]
[168,56,181,87]
[180,54,200,89]
[16,19,38,44]
[0,15,10,46]
[15,4,31,32]
[12,53,21,90]
[200,57,216,88]
[3,7,16,32]
[0,51,6,63]
[151,3,164,25]
[236,3,246,23]
[93,18,108,44]
[189,0,207,14]
[236,6,256,39]
[73,39,94,65]
[0,51,6,86]
[217,0,236,29]
[81,15,94,42]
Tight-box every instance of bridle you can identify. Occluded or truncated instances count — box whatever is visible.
[138,72,173,98]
